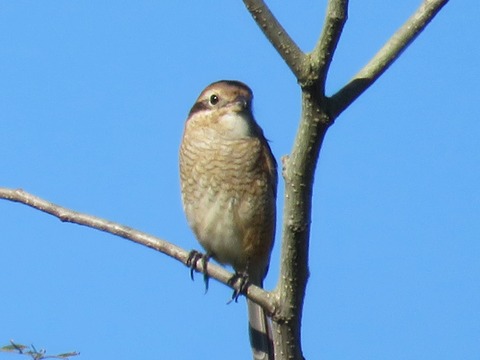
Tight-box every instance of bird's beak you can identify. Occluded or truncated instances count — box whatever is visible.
[232,95,249,112]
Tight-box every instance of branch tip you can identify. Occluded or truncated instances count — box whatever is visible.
[329,0,448,118]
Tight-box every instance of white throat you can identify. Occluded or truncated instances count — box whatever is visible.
[219,112,251,139]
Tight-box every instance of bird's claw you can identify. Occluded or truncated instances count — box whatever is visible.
[186,250,210,292]
[227,271,250,303]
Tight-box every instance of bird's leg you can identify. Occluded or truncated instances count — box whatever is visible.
[186,250,211,291]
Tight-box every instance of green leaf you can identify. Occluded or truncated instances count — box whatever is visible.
[1,341,28,352]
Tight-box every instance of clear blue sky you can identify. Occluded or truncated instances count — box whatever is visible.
[1,1,478,359]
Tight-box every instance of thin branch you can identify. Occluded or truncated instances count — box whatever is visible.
[309,0,348,89]
[329,0,449,118]
[242,0,306,79]
[0,188,276,315]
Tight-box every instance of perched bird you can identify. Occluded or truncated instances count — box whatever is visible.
[179,80,277,360]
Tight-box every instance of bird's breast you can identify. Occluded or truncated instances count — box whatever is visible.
[180,132,274,270]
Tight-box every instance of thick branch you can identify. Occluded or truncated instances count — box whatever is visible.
[273,88,330,360]
[308,0,348,89]
[242,0,306,79]
[0,188,275,315]
[329,0,449,118]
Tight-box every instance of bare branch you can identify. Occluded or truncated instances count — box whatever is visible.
[309,0,348,89]
[242,0,306,79]
[273,88,330,359]
[0,187,276,315]
[329,0,449,118]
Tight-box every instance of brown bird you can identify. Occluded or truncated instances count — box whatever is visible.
[179,80,277,360]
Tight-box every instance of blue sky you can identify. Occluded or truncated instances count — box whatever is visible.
[1,1,478,359]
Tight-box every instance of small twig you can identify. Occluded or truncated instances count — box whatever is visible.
[309,0,349,89]
[0,340,80,359]
[242,0,306,79]
[0,188,275,315]
[329,0,449,118]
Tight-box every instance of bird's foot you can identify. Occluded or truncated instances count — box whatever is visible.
[227,271,250,303]
[186,250,210,292]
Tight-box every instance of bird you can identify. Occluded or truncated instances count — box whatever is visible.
[179,80,277,360]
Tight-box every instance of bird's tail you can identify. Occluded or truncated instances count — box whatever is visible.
[247,298,274,360]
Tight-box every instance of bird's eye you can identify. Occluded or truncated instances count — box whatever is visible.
[209,94,219,105]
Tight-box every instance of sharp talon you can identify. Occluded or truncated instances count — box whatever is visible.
[186,250,203,281]
[186,250,211,293]
[232,290,240,303]
[202,254,210,293]
[227,271,249,303]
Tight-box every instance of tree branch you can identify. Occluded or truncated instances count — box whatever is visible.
[308,0,348,89]
[242,0,306,79]
[329,0,449,118]
[273,87,330,359]
[0,187,276,315]
[241,1,448,359]
[2,1,450,358]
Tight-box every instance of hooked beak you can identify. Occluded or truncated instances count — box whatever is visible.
[231,95,249,112]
